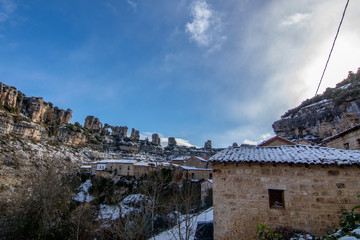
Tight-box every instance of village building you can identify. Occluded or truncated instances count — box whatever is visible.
[79,165,92,174]
[257,135,296,147]
[89,159,172,179]
[90,159,137,178]
[172,156,213,183]
[210,145,360,240]
[322,124,360,150]
[171,156,190,166]
[173,165,213,183]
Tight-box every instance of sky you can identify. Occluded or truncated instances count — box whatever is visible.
[0,0,359,148]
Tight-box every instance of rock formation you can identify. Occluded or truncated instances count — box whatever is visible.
[168,137,177,147]
[0,81,220,158]
[0,82,72,125]
[273,69,360,143]
[84,116,102,131]
[130,128,140,141]
[204,140,212,151]
[152,133,161,146]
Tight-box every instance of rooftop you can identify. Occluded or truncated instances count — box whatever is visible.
[94,159,138,164]
[210,145,360,166]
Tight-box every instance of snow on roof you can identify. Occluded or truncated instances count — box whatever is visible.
[172,156,190,161]
[210,145,360,166]
[95,159,137,164]
[193,156,208,162]
[180,166,212,171]
[80,165,92,169]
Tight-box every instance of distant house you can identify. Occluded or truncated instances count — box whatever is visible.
[89,159,171,179]
[172,156,212,183]
[322,124,360,150]
[257,135,295,147]
[171,156,190,166]
[174,165,213,183]
[210,145,360,239]
[79,165,92,174]
[91,159,137,178]
[172,156,211,168]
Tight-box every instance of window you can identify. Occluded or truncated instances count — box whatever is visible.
[268,189,284,209]
[209,173,213,179]
[191,173,195,179]
[128,166,130,170]
[344,142,350,150]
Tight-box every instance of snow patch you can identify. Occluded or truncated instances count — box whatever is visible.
[73,179,94,203]
[97,204,120,221]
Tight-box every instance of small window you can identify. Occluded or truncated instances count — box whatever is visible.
[357,139,360,145]
[128,166,130,170]
[344,142,350,150]
[209,173,213,179]
[269,189,284,209]
[191,173,195,179]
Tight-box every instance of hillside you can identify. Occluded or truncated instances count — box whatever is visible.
[272,68,360,143]
[0,81,220,198]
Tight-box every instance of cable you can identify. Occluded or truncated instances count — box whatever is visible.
[315,0,350,96]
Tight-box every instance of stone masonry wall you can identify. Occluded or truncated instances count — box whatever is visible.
[212,162,360,240]
[325,128,360,150]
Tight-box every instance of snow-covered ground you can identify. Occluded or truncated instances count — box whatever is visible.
[97,204,120,221]
[73,179,94,202]
[152,208,213,240]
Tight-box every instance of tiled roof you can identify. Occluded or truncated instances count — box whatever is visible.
[210,145,360,165]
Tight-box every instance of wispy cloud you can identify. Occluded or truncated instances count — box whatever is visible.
[0,0,17,23]
[280,13,311,26]
[127,0,137,12]
[185,0,225,51]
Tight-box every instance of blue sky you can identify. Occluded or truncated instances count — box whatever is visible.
[0,0,359,147]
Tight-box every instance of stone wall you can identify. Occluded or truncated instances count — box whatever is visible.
[212,162,360,240]
[325,127,360,150]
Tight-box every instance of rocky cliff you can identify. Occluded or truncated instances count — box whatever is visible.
[273,68,360,143]
[0,81,219,158]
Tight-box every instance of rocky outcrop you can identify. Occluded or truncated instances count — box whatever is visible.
[168,137,177,147]
[152,133,161,146]
[0,83,72,126]
[0,81,220,159]
[273,69,360,143]
[84,116,102,131]
[129,128,140,141]
[204,140,212,151]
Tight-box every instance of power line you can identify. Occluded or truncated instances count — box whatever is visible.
[315,0,350,96]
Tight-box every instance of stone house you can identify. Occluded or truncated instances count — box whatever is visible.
[171,156,211,168]
[322,124,360,150]
[210,145,360,240]
[91,159,137,177]
[171,156,189,166]
[257,136,295,147]
[133,161,167,178]
[79,165,92,174]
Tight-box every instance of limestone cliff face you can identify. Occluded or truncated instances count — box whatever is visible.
[0,81,218,158]
[0,82,72,125]
[273,69,360,143]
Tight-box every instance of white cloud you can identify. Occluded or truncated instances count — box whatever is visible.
[140,132,196,147]
[0,0,17,23]
[127,0,137,12]
[185,0,225,50]
[280,13,311,26]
